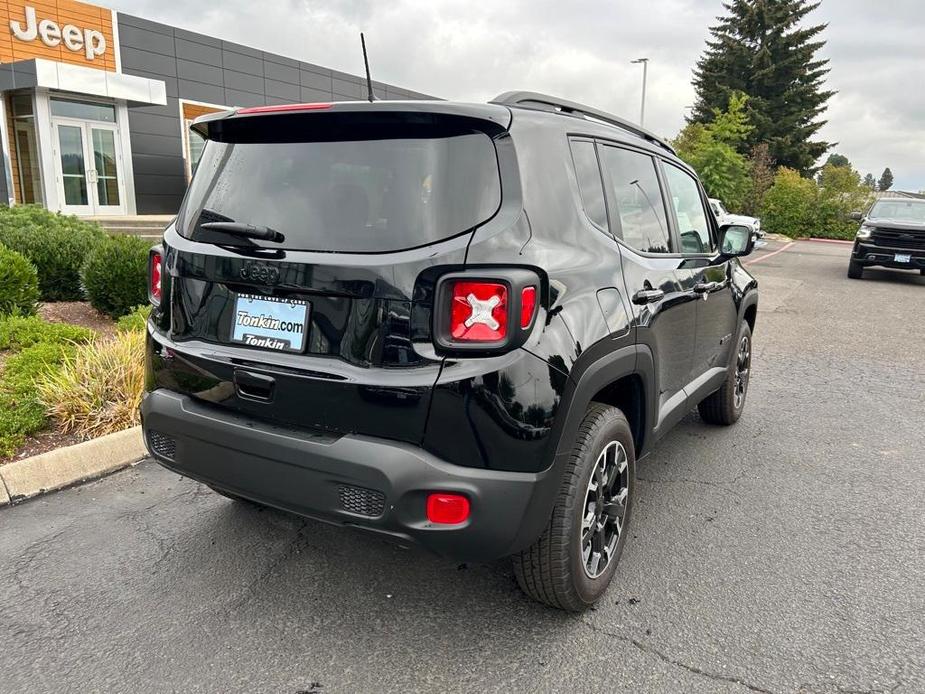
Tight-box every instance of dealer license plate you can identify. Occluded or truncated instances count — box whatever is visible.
[231,294,309,353]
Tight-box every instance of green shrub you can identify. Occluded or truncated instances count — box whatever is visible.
[0,341,75,458]
[81,235,152,318]
[0,245,40,316]
[116,304,151,333]
[760,165,874,240]
[0,206,105,301]
[760,168,817,238]
[0,314,95,350]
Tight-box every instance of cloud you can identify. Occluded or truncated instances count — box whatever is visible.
[109,0,924,191]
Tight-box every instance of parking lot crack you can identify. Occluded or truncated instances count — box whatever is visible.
[580,619,778,694]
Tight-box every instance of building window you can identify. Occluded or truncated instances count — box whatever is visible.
[50,97,116,123]
[184,120,207,177]
[180,101,227,181]
[9,94,43,205]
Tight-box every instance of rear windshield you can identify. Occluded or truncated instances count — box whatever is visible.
[868,200,925,224]
[177,128,501,252]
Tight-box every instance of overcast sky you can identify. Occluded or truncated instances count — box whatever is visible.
[110,0,925,192]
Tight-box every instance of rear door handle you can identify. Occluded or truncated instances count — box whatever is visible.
[632,289,665,305]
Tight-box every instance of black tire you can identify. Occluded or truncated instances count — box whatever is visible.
[847,260,864,279]
[698,321,752,426]
[513,404,635,611]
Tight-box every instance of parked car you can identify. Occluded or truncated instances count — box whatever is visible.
[141,93,758,611]
[848,198,925,279]
[709,198,762,237]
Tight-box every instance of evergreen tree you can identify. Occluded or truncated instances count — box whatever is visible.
[878,168,894,191]
[862,173,876,190]
[691,0,835,174]
[826,153,850,168]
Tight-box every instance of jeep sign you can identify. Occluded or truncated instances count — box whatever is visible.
[10,5,106,60]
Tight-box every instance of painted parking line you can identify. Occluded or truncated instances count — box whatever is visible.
[744,241,795,266]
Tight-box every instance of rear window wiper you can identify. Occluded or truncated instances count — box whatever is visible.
[200,222,284,243]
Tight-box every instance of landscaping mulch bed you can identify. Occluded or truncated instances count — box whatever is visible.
[2,428,85,464]
[39,301,116,339]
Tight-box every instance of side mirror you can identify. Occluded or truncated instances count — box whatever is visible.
[720,224,755,258]
[849,211,863,221]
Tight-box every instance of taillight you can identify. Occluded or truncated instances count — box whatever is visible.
[426,493,470,525]
[149,250,162,306]
[449,281,508,342]
[433,270,540,353]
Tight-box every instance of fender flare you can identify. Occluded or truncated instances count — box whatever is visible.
[738,288,759,329]
[504,343,655,555]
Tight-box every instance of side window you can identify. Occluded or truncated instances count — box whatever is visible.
[598,145,671,254]
[569,139,608,231]
[664,164,714,254]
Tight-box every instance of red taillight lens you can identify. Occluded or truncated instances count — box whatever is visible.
[449,281,508,342]
[149,252,162,305]
[426,493,470,525]
[520,286,537,328]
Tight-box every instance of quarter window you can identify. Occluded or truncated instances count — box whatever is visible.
[664,164,713,254]
[569,139,607,231]
[598,146,671,254]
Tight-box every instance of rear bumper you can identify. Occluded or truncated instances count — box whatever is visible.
[141,389,554,561]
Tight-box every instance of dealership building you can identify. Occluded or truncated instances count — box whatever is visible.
[0,0,429,216]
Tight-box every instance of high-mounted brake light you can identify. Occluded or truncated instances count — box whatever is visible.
[149,250,162,306]
[237,102,333,114]
[426,493,470,525]
[450,281,508,342]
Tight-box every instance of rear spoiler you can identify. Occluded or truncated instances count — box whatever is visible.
[190,101,511,141]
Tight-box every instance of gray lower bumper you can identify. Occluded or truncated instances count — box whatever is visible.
[140,389,553,561]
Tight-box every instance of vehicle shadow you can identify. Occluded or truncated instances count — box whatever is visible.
[855,267,925,285]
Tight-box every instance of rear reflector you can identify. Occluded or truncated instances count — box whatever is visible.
[449,281,508,342]
[520,286,537,328]
[426,493,470,525]
[237,102,333,114]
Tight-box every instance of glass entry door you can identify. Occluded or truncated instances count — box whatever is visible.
[53,119,126,215]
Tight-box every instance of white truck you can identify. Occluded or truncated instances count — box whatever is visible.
[709,198,763,238]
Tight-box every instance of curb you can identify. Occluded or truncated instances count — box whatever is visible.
[803,237,854,245]
[0,427,146,507]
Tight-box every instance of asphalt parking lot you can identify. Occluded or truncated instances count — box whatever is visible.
[1,240,923,693]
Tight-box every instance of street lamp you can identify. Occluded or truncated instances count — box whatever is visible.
[631,57,649,128]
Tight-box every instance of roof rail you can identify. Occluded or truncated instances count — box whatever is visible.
[490,91,676,155]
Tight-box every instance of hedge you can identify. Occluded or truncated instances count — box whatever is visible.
[81,235,152,318]
[0,245,40,316]
[0,206,105,301]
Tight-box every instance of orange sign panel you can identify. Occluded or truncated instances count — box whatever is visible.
[0,0,117,72]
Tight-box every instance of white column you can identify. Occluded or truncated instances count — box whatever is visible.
[33,89,59,212]
[116,100,137,214]
[0,94,14,206]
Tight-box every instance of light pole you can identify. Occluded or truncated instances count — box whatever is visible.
[631,57,649,127]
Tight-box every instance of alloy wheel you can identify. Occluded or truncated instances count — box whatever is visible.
[581,441,629,579]
[734,334,751,409]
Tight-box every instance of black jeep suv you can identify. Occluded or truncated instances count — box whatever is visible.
[141,93,758,611]
[848,197,925,279]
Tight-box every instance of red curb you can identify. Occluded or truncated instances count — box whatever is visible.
[801,238,854,245]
